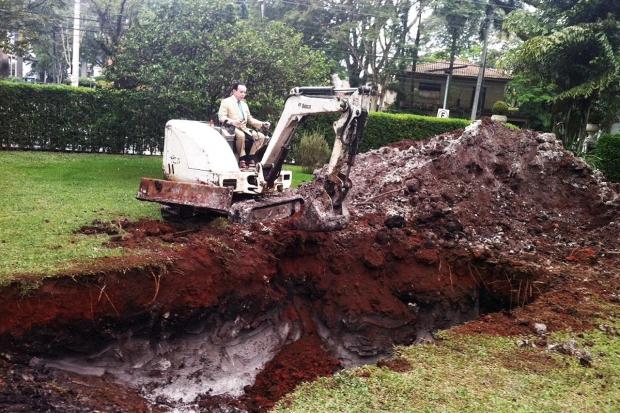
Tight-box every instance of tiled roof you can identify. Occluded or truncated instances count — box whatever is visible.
[408,60,511,80]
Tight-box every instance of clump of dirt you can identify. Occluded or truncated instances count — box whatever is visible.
[77,218,187,245]
[376,357,412,372]
[0,120,618,412]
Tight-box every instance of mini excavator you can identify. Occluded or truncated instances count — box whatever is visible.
[136,86,373,231]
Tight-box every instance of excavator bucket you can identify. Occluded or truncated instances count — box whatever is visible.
[292,184,350,232]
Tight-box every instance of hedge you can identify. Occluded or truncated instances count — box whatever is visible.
[1,81,470,155]
[0,81,207,154]
[596,133,620,183]
[360,112,470,152]
[296,111,470,154]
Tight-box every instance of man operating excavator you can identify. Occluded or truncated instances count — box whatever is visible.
[218,82,270,169]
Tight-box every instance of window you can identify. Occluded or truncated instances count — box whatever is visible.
[418,82,441,100]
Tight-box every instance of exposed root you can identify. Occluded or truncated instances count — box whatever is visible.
[148,270,162,305]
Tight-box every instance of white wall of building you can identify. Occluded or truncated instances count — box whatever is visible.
[8,54,33,79]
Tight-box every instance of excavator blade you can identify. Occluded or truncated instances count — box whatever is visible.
[137,178,233,214]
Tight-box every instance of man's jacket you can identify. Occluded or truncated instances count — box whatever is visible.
[218,95,263,134]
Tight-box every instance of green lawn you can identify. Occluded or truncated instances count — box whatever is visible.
[276,306,620,413]
[0,152,162,280]
[284,164,314,188]
[0,152,313,281]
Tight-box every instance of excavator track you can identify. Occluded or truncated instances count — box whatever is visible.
[228,195,304,224]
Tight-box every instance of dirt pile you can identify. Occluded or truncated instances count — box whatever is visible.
[342,119,619,260]
[0,120,618,412]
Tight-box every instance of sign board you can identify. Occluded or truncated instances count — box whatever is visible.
[437,108,450,118]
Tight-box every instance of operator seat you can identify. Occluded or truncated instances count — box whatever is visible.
[212,125,259,161]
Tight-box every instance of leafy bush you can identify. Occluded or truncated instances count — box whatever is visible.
[78,77,96,88]
[492,101,510,115]
[360,112,470,152]
[296,131,331,173]
[595,133,620,182]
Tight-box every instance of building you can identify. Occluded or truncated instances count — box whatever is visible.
[399,60,512,119]
[0,51,34,80]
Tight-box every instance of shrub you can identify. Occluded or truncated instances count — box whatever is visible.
[595,133,620,182]
[78,77,96,88]
[0,80,207,154]
[492,101,510,115]
[293,112,470,155]
[360,112,470,152]
[296,131,331,173]
[2,80,471,157]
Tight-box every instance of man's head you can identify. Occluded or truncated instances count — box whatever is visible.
[231,82,247,101]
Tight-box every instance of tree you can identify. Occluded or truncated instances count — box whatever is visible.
[81,0,142,65]
[504,0,620,149]
[0,0,67,79]
[505,73,555,131]
[425,0,484,108]
[254,0,416,110]
[105,0,331,119]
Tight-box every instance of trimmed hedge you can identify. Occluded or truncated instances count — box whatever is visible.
[596,133,620,182]
[296,112,470,154]
[2,81,470,155]
[0,81,207,154]
[360,112,470,152]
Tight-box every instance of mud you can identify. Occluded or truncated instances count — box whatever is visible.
[1,120,619,412]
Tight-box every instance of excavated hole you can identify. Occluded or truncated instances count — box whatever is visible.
[4,257,539,413]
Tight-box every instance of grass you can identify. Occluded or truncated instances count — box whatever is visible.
[0,152,314,281]
[0,151,162,280]
[275,305,620,413]
[285,164,314,188]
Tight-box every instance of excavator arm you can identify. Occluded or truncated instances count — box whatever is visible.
[259,86,373,223]
[323,87,372,213]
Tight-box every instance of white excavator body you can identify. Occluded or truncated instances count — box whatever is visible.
[161,119,293,194]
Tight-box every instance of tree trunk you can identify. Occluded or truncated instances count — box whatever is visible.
[471,10,493,121]
[15,31,24,79]
[443,36,458,109]
[410,1,424,108]
[80,61,88,78]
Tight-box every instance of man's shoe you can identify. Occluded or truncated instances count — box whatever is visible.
[239,160,247,169]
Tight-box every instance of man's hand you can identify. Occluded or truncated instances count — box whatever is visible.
[262,121,271,130]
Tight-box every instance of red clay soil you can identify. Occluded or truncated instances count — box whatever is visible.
[0,119,618,412]
[245,334,341,411]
